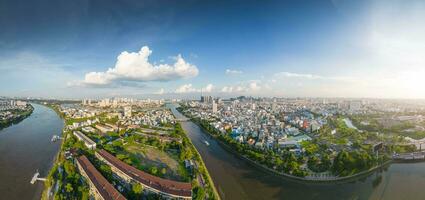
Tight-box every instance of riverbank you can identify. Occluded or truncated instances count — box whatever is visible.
[167,106,221,199]
[0,104,63,200]
[176,106,393,183]
[0,104,34,131]
[183,125,221,200]
[198,118,392,182]
[41,104,66,200]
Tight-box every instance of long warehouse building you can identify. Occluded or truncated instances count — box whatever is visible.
[95,149,192,199]
[76,155,126,200]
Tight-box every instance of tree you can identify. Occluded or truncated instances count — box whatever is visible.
[332,150,376,176]
[64,161,76,176]
[65,183,73,193]
[132,183,144,196]
[150,166,158,175]
[193,186,206,200]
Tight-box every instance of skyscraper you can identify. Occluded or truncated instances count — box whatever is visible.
[212,100,218,113]
[124,106,132,117]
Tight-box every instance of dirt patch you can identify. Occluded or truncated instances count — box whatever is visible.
[125,144,182,180]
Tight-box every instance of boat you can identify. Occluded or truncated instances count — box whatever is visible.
[204,140,210,146]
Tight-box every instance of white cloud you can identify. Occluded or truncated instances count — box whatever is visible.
[248,81,261,91]
[221,86,245,93]
[275,72,355,82]
[154,88,165,95]
[175,84,197,93]
[202,84,214,92]
[221,80,265,94]
[174,83,214,94]
[78,46,198,86]
[276,72,322,79]
[225,69,243,75]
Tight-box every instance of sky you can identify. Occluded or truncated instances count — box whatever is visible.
[1,0,425,99]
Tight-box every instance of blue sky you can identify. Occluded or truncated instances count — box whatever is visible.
[1,0,425,99]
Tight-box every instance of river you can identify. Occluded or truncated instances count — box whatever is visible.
[0,104,63,200]
[168,104,425,200]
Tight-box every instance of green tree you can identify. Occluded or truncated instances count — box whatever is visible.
[65,183,73,193]
[132,183,144,196]
[150,166,158,175]
[193,186,206,200]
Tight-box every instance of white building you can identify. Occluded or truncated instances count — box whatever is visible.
[124,106,132,117]
[212,101,218,113]
[16,101,27,106]
[73,131,96,150]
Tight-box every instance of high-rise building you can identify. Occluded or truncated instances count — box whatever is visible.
[201,96,213,104]
[124,106,132,117]
[212,101,218,113]
[217,98,222,104]
[271,103,276,111]
[82,99,91,105]
[251,103,256,110]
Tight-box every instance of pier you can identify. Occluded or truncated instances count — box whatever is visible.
[51,135,63,142]
[30,171,47,184]
[393,151,425,162]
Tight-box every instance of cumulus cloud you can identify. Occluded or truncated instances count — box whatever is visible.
[77,46,198,86]
[154,88,165,95]
[221,86,245,93]
[221,80,264,93]
[202,84,214,92]
[174,83,214,93]
[225,69,243,75]
[175,84,197,93]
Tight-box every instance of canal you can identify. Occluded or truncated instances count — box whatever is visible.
[0,104,63,200]
[168,104,425,200]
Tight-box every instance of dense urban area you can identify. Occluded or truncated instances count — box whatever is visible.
[41,98,218,200]
[2,96,425,199]
[0,98,33,130]
[178,96,425,180]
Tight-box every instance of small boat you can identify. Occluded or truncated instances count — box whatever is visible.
[204,140,210,146]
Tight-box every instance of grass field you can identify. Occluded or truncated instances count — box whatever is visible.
[125,143,183,181]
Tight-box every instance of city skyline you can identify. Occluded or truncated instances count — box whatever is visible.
[1,0,425,99]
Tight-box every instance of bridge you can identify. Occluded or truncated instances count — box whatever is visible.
[30,171,47,184]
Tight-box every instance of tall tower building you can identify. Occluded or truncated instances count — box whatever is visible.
[124,106,132,117]
[212,100,218,113]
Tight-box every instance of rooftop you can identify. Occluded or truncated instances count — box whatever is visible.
[76,155,126,200]
[97,149,192,198]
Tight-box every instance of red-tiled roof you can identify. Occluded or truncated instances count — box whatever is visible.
[97,149,192,198]
[76,155,127,200]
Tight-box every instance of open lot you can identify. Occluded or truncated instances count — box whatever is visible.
[124,143,183,181]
